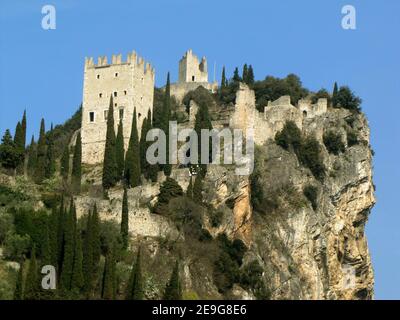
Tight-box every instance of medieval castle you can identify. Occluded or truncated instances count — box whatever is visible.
[81,49,327,164]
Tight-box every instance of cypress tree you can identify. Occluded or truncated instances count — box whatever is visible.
[147,109,159,182]
[60,144,70,182]
[21,110,27,148]
[332,82,338,107]
[24,247,39,300]
[102,245,116,300]
[115,118,125,179]
[48,207,59,267]
[139,117,148,176]
[14,121,25,174]
[35,119,47,183]
[121,187,129,250]
[41,219,51,266]
[14,261,24,300]
[102,96,118,190]
[56,196,66,272]
[193,174,203,204]
[71,228,84,292]
[221,66,226,89]
[27,135,37,178]
[71,132,82,193]
[164,260,182,300]
[162,73,172,176]
[45,132,56,179]
[194,98,213,167]
[14,122,24,151]
[233,67,241,82]
[126,248,143,300]
[242,64,248,83]
[91,204,101,268]
[124,108,141,187]
[186,176,193,199]
[247,65,255,85]
[83,210,94,294]
[60,201,75,291]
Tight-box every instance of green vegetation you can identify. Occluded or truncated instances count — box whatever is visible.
[115,119,125,179]
[164,260,182,300]
[253,74,309,111]
[154,177,183,214]
[102,97,119,190]
[124,108,141,188]
[120,188,129,250]
[334,85,362,112]
[323,131,345,155]
[303,185,318,210]
[71,132,82,193]
[275,121,325,181]
[126,248,144,300]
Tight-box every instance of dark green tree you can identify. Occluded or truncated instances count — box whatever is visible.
[220,66,227,89]
[186,176,193,199]
[71,228,84,292]
[14,260,24,300]
[102,96,118,190]
[21,110,27,148]
[91,204,101,267]
[48,207,59,267]
[115,119,125,179]
[101,245,116,300]
[332,82,338,107]
[0,129,23,171]
[60,201,76,291]
[247,65,255,85]
[193,174,203,204]
[24,247,39,300]
[335,86,362,111]
[14,121,25,174]
[27,135,37,177]
[121,187,129,250]
[164,260,182,300]
[124,108,141,187]
[194,96,213,168]
[126,248,144,300]
[162,73,172,176]
[60,144,70,181]
[139,117,150,178]
[242,64,248,83]
[83,210,94,294]
[71,132,82,193]
[233,67,241,82]
[45,130,56,179]
[35,119,47,183]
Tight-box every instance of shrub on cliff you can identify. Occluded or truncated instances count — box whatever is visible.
[323,131,345,155]
[334,86,362,112]
[303,185,318,210]
[275,121,302,153]
[298,136,326,181]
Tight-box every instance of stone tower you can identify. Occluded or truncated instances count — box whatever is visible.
[81,51,155,164]
[178,49,208,83]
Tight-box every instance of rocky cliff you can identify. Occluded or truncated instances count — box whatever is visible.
[72,92,374,300]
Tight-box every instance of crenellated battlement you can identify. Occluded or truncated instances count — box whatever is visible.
[81,49,155,164]
[84,51,155,76]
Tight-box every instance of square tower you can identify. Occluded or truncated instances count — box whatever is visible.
[81,51,155,164]
[178,49,208,83]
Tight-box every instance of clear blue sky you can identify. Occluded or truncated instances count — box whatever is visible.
[0,0,399,299]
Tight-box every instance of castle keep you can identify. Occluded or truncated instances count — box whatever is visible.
[170,49,218,102]
[81,51,155,164]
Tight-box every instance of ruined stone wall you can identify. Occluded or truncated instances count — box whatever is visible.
[81,52,155,164]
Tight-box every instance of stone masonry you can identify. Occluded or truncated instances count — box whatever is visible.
[81,51,155,164]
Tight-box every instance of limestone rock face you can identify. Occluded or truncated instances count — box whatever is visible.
[242,108,375,300]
